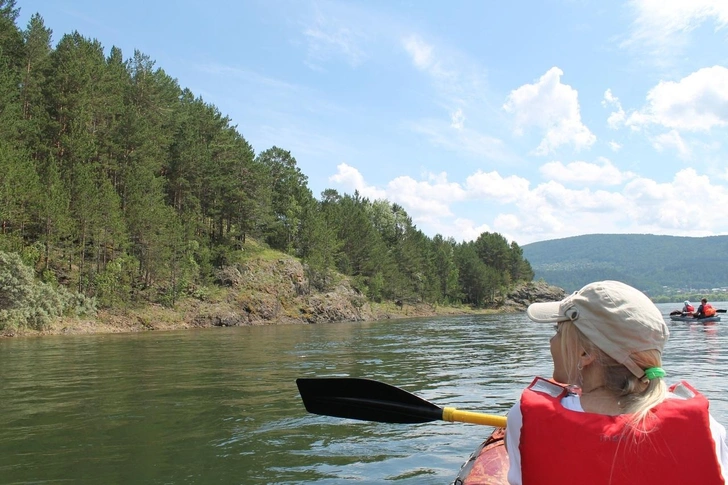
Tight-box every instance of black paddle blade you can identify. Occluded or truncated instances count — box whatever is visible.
[296,377,443,424]
[717,309,726,313]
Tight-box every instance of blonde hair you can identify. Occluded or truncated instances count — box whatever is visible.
[559,320,667,432]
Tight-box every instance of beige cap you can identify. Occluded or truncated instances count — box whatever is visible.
[526,280,669,378]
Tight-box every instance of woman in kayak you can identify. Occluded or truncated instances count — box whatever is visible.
[505,280,728,485]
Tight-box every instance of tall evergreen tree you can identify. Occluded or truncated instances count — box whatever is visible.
[101,46,131,191]
[298,197,340,291]
[36,159,72,271]
[0,0,19,22]
[331,192,389,297]
[0,0,22,71]
[432,234,461,303]
[0,146,39,247]
[121,51,181,286]
[508,241,534,282]
[256,147,312,252]
[455,242,500,307]
[0,2,22,144]
[473,232,511,290]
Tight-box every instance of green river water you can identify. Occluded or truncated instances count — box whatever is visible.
[1,302,727,484]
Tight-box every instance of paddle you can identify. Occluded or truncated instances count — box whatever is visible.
[688,309,726,315]
[296,377,507,427]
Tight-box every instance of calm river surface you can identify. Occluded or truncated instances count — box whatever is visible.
[1,302,727,484]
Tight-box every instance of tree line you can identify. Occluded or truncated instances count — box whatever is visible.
[0,1,534,321]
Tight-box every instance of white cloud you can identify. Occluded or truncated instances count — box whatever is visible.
[622,169,727,231]
[492,213,522,241]
[450,108,465,130]
[494,213,520,230]
[539,158,636,186]
[623,0,728,62]
[626,66,728,132]
[516,170,728,241]
[407,118,510,160]
[303,9,368,68]
[464,171,531,204]
[385,173,466,220]
[328,163,728,245]
[609,141,623,152]
[651,130,691,159]
[602,89,626,129]
[403,35,433,70]
[402,34,455,82]
[401,32,490,106]
[503,67,596,155]
[402,34,501,159]
[533,181,627,212]
[440,218,492,242]
[329,163,386,200]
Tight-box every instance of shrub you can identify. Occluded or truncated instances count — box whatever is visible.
[0,251,97,331]
[92,255,137,308]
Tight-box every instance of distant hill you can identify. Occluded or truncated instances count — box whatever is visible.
[522,234,728,296]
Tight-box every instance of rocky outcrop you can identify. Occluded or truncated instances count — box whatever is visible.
[299,285,370,323]
[211,258,568,324]
[502,280,566,312]
[204,257,374,326]
[38,260,566,337]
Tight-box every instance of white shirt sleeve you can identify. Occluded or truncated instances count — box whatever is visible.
[709,414,728,481]
[505,401,523,485]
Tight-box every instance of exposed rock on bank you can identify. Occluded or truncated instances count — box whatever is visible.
[30,259,565,337]
[502,280,567,312]
[207,257,373,325]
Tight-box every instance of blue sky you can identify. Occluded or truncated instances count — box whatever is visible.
[16,0,728,245]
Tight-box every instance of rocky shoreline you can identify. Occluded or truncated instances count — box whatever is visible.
[3,257,565,338]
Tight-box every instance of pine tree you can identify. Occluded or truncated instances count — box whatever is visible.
[36,159,72,271]
[0,1,22,143]
[121,51,181,288]
[0,146,39,247]
[298,197,340,291]
[256,147,312,253]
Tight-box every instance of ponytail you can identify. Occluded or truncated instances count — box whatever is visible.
[560,322,667,433]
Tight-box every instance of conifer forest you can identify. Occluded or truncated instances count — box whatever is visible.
[0,1,534,330]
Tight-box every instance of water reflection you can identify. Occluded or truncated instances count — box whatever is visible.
[0,302,725,484]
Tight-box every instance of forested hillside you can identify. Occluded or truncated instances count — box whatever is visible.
[523,234,728,296]
[0,1,534,331]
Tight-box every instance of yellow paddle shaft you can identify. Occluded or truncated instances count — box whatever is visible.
[442,407,507,427]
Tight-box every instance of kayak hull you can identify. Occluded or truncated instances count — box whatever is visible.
[669,315,720,323]
[452,428,509,485]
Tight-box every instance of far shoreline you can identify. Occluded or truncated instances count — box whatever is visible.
[1,301,506,339]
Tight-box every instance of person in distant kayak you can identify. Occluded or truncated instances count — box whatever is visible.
[695,298,717,319]
[683,300,695,314]
[505,280,728,485]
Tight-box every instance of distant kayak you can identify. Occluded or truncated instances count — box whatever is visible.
[669,314,721,323]
[452,428,509,485]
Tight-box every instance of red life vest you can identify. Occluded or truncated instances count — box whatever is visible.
[685,304,695,312]
[704,303,716,317]
[519,377,724,485]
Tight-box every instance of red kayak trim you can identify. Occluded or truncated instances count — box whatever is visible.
[452,428,509,485]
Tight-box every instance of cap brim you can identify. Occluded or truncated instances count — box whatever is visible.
[526,301,564,323]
